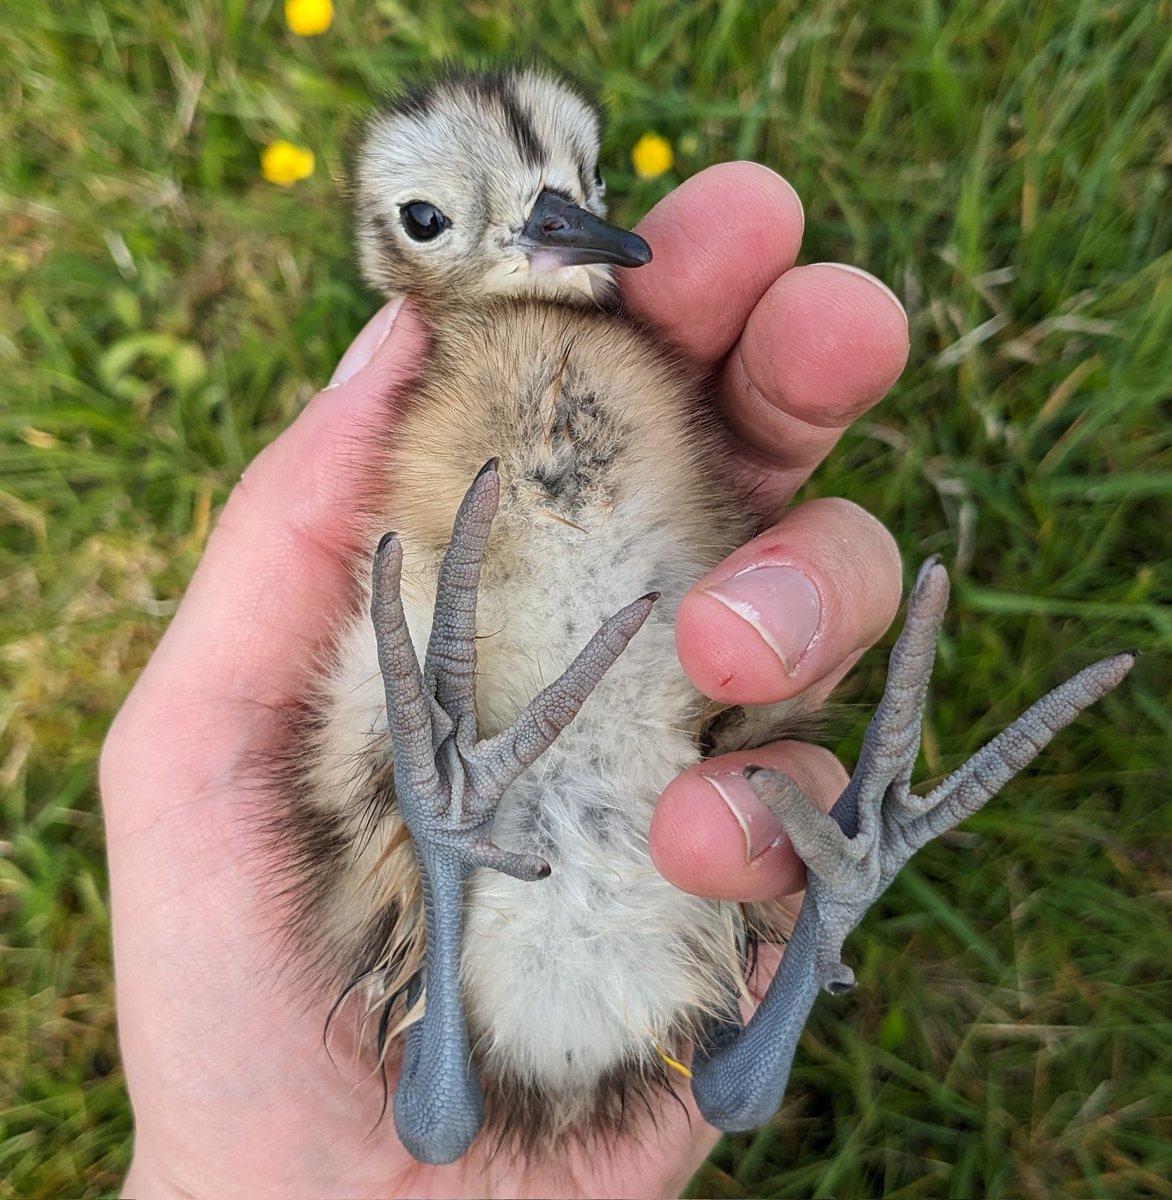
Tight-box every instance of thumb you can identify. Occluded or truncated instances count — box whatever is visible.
[105,298,427,795]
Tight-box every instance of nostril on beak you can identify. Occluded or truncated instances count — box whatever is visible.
[520,190,651,268]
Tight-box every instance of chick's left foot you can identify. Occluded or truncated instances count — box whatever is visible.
[370,458,656,1163]
[692,558,1135,1130]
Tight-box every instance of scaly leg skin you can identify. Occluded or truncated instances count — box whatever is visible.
[370,458,656,1164]
[692,556,1135,1130]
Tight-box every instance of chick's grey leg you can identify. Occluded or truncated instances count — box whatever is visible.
[692,557,1135,1130]
[371,459,656,1164]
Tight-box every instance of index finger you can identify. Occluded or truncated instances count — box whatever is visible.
[621,161,805,362]
[622,163,910,514]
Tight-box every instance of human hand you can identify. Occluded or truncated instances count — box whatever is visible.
[101,162,908,1199]
[635,163,908,909]
[634,164,907,1170]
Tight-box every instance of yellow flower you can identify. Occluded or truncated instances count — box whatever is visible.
[285,0,333,36]
[631,132,674,180]
[261,140,315,186]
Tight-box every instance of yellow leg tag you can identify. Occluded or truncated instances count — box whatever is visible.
[654,1044,693,1079]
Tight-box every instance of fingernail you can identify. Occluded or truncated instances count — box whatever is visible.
[816,262,907,325]
[702,565,821,673]
[328,297,403,387]
[703,772,784,863]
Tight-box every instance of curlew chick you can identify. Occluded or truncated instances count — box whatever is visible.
[355,68,648,307]
[276,65,1133,1166]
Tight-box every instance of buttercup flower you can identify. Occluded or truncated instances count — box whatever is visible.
[261,140,315,186]
[285,0,333,37]
[631,132,674,180]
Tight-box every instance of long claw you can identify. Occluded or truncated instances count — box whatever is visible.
[692,559,1133,1133]
[424,459,500,719]
[371,534,440,799]
[744,767,854,884]
[476,592,658,785]
[834,558,948,840]
[902,650,1137,856]
[473,841,551,881]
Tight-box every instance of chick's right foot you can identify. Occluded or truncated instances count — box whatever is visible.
[371,458,657,1162]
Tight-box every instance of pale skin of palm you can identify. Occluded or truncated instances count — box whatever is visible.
[102,162,911,1199]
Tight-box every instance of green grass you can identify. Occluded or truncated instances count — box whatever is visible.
[1,1,1169,1196]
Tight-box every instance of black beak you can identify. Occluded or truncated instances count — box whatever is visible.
[519,191,652,269]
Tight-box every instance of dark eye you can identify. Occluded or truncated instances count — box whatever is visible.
[400,201,449,241]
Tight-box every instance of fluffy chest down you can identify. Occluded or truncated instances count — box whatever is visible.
[387,306,750,1099]
[425,503,740,1096]
[295,298,753,1136]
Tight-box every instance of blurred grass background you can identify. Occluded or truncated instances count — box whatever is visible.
[1,0,1169,1196]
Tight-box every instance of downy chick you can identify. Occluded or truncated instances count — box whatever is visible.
[277,66,1134,1166]
[284,65,761,1160]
